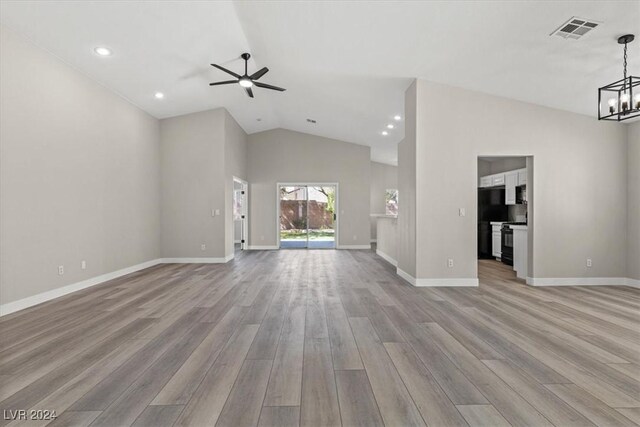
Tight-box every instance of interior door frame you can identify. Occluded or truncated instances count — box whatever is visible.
[276,182,339,249]
[233,176,249,251]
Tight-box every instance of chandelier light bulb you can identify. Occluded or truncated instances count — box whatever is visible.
[634,93,640,109]
[608,98,617,114]
[621,93,630,110]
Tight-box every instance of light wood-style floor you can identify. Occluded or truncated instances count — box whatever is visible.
[1,250,639,427]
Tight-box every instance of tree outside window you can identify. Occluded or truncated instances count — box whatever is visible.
[385,189,398,216]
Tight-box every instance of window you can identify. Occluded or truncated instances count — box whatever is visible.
[385,189,398,216]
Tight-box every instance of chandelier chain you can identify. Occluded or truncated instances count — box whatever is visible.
[623,41,628,92]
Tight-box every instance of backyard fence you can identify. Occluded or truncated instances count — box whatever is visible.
[280,200,333,230]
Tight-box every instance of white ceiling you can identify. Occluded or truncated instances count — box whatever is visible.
[1,1,639,165]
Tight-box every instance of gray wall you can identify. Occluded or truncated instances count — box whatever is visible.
[397,81,417,277]
[401,79,629,281]
[1,26,160,304]
[376,218,398,263]
[247,128,371,248]
[628,122,640,281]
[160,109,226,259]
[370,161,398,240]
[224,110,248,257]
[160,108,246,259]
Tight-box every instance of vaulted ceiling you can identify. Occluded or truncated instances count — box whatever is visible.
[1,1,638,164]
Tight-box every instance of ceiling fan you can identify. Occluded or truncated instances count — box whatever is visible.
[209,53,286,98]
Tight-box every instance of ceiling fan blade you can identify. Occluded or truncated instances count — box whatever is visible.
[253,81,286,92]
[209,80,238,86]
[245,87,254,98]
[249,67,269,80]
[210,63,240,79]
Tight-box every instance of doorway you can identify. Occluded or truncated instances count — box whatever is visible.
[233,177,248,251]
[277,183,337,249]
[476,156,532,282]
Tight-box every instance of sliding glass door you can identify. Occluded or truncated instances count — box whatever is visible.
[279,184,336,249]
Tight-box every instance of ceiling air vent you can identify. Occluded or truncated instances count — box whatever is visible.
[550,17,600,39]
[306,118,317,124]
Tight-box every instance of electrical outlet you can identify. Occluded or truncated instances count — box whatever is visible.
[353,235,357,241]
[211,209,216,217]
[261,235,264,241]
[459,208,466,217]
[215,209,221,216]
[81,260,86,270]
[201,244,206,251]
[447,258,454,268]
[58,265,64,275]
[586,258,592,267]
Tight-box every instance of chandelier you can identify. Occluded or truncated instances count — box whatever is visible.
[598,34,639,121]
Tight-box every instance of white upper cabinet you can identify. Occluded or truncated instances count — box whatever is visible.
[491,174,505,186]
[479,168,527,191]
[518,169,527,186]
[505,171,518,205]
[480,176,492,188]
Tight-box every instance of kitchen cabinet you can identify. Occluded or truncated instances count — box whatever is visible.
[512,226,528,279]
[492,231,502,258]
[479,168,527,190]
[505,171,518,205]
[491,174,505,186]
[491,222,503,259]
[518,169,527,186]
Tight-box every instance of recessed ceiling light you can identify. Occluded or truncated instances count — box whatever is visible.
[394,115,402,121]
[154,92,164,99]
[387,124,394,129]
[382,131,388,136]
[94,47,112,56]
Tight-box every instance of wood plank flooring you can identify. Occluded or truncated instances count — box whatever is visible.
[1,250,639,426]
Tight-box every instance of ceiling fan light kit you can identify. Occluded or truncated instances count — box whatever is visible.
[209,52,286,98]
[598,34,640,121]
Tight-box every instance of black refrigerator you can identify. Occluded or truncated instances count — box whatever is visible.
[478,188,508,259]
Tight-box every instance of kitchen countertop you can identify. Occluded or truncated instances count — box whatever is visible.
[490,221,506,226]
[509,225,528,230]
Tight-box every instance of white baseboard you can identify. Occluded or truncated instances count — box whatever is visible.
[0,258,163,316]
[415,278,479,287]
[527,277,639,287]
[248,245,279,250]
[0,254,241,316]
[396,268,416,285]
[396,268,478,287]
[161,255,234,264]
[337,245,371,250]
[376,249,397,267]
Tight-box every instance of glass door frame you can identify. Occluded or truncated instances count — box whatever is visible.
[233,176,249,251]
[276,182,339,249]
